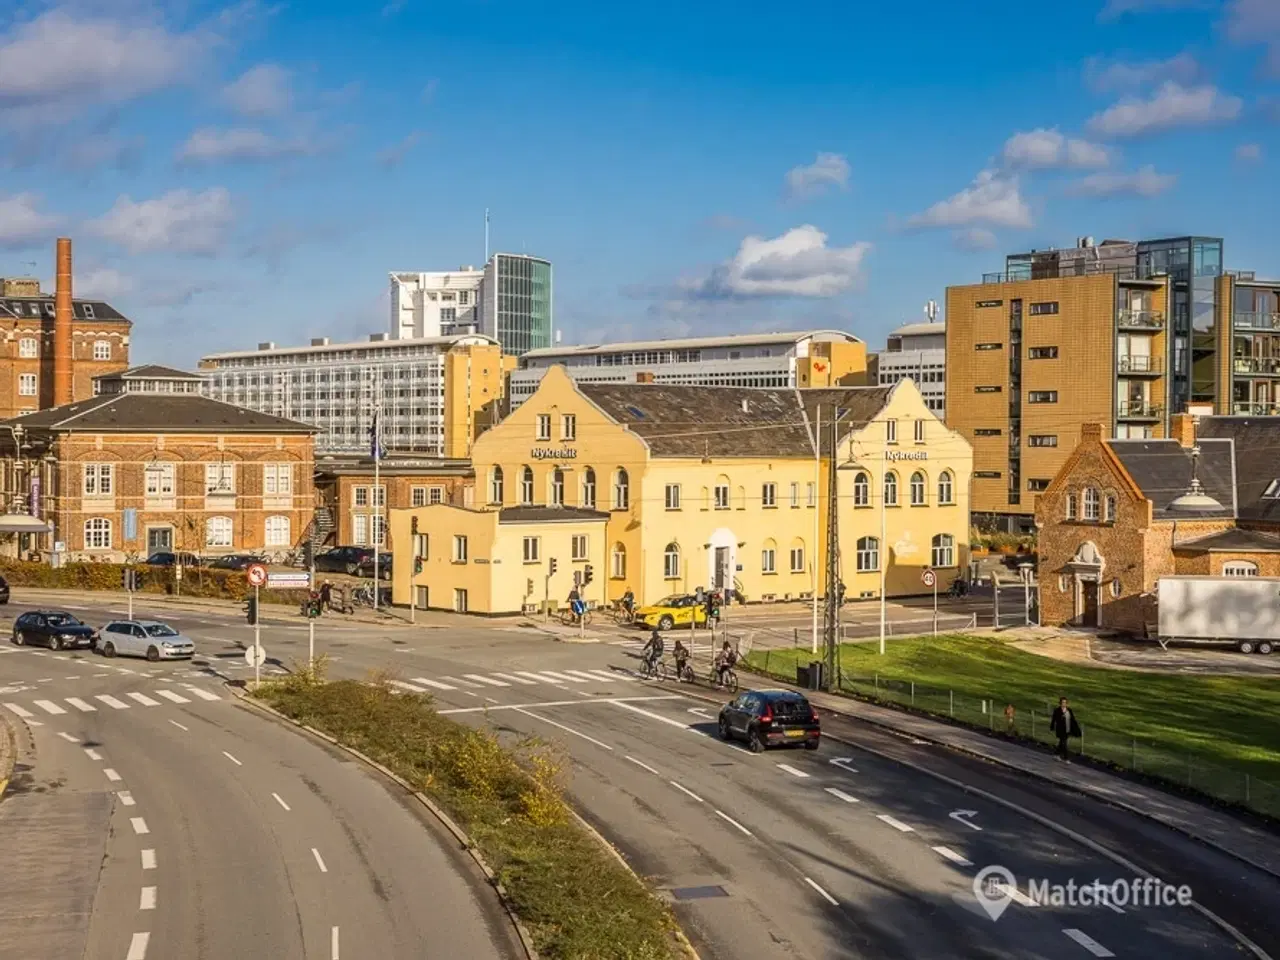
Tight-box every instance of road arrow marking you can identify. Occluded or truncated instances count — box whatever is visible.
[829,757,859,774]
[950,809,982,831]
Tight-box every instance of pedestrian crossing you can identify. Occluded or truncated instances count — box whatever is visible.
[4,684,222,718]
[392,668,636,693]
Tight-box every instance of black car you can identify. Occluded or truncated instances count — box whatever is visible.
[12,610,98,651]
[207,554,264,571]
[0,574,9,604]
[315,546,375,576]
[718,690,821,753]
[145,551,204,568]
[355,554,392,580]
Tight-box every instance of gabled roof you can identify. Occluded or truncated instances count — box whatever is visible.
[1107,439,1236,519]
[1171,528,1280,552]
[110,365,205,381]
[1197,417,1280,524]
[0,297,127,322]
[521,329,861,360]
[498,506,609,524]
[799,387,899,456]
[5,393,316,434]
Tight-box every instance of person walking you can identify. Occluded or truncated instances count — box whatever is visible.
[1049,696,1082,762]
[319,579,333,613]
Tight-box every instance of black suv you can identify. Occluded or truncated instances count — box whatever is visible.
[315,546,375,576]
[12,610,98,651]
[145,551,204,568]
[0,574,9,604]
[718,690,821,753]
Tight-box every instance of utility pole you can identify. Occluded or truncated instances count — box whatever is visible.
[823,412,841,692]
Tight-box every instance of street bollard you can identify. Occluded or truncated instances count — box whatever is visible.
[1131,739,1137,771]
[949,690,954,717]
[874,673,879,698]
[910,681,915,706]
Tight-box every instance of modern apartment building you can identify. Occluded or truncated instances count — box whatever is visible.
[876,321,946,417]
[508,330,869,406]
[389,252,552,357]
[1223,271,1280,416]
[199,334,506,458]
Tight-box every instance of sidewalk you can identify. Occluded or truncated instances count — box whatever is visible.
[756,672,1280,880]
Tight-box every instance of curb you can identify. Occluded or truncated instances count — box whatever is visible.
[0,709,15,801]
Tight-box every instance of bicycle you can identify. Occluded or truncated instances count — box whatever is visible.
[709,664,739,693]
[674,658,695,683]
[608,602,636,625]
[638,656,668,681]
[556,607,593,627]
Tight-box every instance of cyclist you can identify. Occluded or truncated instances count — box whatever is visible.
[714,640,738,687]
[672,638,690,681]
[620,587,636,620]
[567,586,587,622]
[641,629,664,673]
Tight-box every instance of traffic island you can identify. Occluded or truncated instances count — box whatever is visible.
[250,673,691,960]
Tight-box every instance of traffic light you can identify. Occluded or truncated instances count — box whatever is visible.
[302,540,314,570]
[411,516,419,535]
[583,564,594,586]
[414,557,423,574]
[549,557,558,575]
[122,568,138,591]
[244,595,259,625]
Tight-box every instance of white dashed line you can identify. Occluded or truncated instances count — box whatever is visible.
[126,932,149,960]
[181,685,221,701]
[463,674,509,687]
[625,756,661,776]
[104,768,122,782]
[272,793,291,811]
[3,703,34,718]
[312,848,328,873]
[439,675,481,688]
[331,925,340,959]
[669,781,704,803]
[409,676,457,690]
[65,697,96,712]
[141,849,156,870]
[126,692,161,707]
[95,694,129,710]
[610,699,707,736]
[566,669,613,683]
[824,787,859,803]
[154,689,190,703]
[536,670,588,684]
[511,706,613,750]
[492,673,536,685]
[484,696,500,704]
[1063,929,1115,957]
[876,814,914,833]
[57,731,79,743]
[714,809,753,836]
[222,751,242,766]
[33,699,67,715]
[932,846,972,866]
[139,886,156,910]
[84,747,102,761]
[995,883,1037,907]
[514,671,563,685]
[168,720,188,731]
[130,817,150,835]
[117,791,136,807]
[776,763,809,778]
[804,876,839,906]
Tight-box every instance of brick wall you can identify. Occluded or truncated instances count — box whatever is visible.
[335,472,473,553]
[0,319,129,418]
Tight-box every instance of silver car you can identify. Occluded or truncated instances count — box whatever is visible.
[98,620,196,661]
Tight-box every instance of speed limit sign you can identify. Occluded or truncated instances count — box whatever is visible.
[246,563,268,587]
[921,568,936,588]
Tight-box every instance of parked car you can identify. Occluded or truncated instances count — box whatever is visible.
[314,546,375,576]
[145,551,204,568]
[12,610,98,651]
[97,620,195,661]
[207,553,265,571]
[0,574,9,604]
[355,553,392,580]
[634,594,709,631]
[718,690,821,753]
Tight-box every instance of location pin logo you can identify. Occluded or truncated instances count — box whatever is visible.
[973,865,1016,922]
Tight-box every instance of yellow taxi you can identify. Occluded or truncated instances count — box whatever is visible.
[634,594,709,631]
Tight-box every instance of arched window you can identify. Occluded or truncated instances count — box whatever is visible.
[205,516,233,548]
[1104,493,1117,523]
[84,517,112,550]
[581,467,596,509]
[910,471,926,506]
[265,516,290,547]
[520,466,534,505]
[789,538,806,573]
[1223,561,1259,577]
[663,542,681,579]
[489,466,504,505]
[761,538,777,574]
[884,471,899,507]
[550,466,565,506]
[931,533,955,568]
[938,470,954,505]
[856,536,879,572]
[713,474,730,510]
[1083,487,1100,521]
[853,471,870,507]
[611,542,626,579]
[613,468,630,510]
[1066,492,1078,520]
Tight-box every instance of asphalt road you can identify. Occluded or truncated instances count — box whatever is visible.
[5,593,1275,960]
[0,601,522,960]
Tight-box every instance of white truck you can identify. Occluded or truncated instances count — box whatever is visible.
[1155,575,1280,654]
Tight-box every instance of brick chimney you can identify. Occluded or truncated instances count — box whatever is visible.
[53,237,73,406]
[1081,422,1103,441]
[635,371,654,384]
[1169,413,1196,447]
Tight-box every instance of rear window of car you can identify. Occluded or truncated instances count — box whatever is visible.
[768,697,812,719]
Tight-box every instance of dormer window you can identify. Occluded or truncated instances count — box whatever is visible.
[82,303,95,319]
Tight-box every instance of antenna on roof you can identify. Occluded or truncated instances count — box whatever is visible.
[484,209,490,262]
[924,300,938,324]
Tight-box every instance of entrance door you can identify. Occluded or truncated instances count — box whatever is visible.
[1081,581,1099,626]
[714,547,730,591]
[147,527,172,553]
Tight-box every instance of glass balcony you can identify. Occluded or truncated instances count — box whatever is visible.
[1117,309,1165,330]
[1233,402,1280,416]
[1117,355,1163,375]
[1232,357,1280,376]
[1234,311,1280,331]
[1117,400,1163,420]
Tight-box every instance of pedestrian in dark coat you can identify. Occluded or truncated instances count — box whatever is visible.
[1049,696,1082,761]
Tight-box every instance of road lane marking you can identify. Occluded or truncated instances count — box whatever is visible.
[437,695,682,715]
[113,667,138,675]
[222,751,242,766]
[714,809,753,836]
[876,814,914,833]
[65,697,97,712]
[130,817,150,835]
[565,669,614,683]
[181,685,221,701]
[140,886,156,910]
[669,781,704,803]
[804,877,839,906]
[168,720,189,731]
[439,675,483,688]
[104,768,122,782]
[272,792,291,811]
[312,848,328,873]
[2,703,34,718]
[824,787,859,803]
[511,706,613,750]
[1063,929,1114,957]
[95,694,129,709]
[33,699,68,715]
[409,677,457,690]
[141,849,156,870]
[994,883,1037,907]
[492,673,536,685]
[118,791,136,806]
[126,692,161,707]
[84,747,102,761]
[514,671,562,685]
[625,756,661,776]
[332,925,340,960]
[463,674,509,687]
[609,699,709,736]
[57,731,79,743]
[389,680,430,694]
[583,669,628,683]
[127,932,150,960]
[537,670,589,684]
[155,690,190,703]
[932,846,972,866]
[776,763,809,778]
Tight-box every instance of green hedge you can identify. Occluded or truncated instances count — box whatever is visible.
[0,560,310,606]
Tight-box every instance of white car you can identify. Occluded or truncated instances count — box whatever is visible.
[98,620,195,661]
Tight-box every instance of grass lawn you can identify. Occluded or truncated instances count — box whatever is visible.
[747,635,1280,816]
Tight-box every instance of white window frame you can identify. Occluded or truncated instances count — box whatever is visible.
[664,484,681,510]
[205,516,234,548]
[18,373,37,396]
[523,536,541,563]
[914,419,925,443]
[371,485,386,507]
[265,515,291,547]
[83,463,114,496]
[806,482,816,507]
[93,340,111,361]
[489,467,504,504]
[761,546,776,574]
[353,514,369,545]
[856,536,879,572]
[453,535,469,563]
[1223,561,1259,577]
[411,486,428,508]
[1066,492,1078,521]
[264,463,292,496]
[938,471,954,505]
[886,420,897,444]
[205,462,235,495]
[551,467,565,506]
[354,486,369,507]
[536,414,552,441]
[144,462,175,497]
[790,482,800,507]
[582,468,596,509]
[663,543,681,579]
[1104,494,1117,523]
[790,545,805,573]
[429,485,444,504]
[521,466,535,505]
[84,517,112,550]
[714,484,730,510]
[571,534,588,561]
[613,469,630,510]
[910,471,926,506]
[611,542,626,579]
[884,471,898,507]
[762,482,776,508]
[1083,487,1100,521]
[561,414,576,440]
[931,533,955,568]
[18,337,37,358]
[853,472,870,507]
[372,515,387,547]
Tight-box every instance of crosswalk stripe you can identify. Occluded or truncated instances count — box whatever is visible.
[439,676,483,688]
[565,669,614,683]
[65,697,97,712]
[34,699,68,715]
[95,694,130,710]
[584,669,628,683]
[389,680,429,694]
[536,670,588,684]
[463,674,509,687]
[127,692,161,707]
[3,702,34,718]
[181,686,221,701]
[409,677,457,691]
[514,671,561,684]
[491,673,537,685]
[154,690,190,704]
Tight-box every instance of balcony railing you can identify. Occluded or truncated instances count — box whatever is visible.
[1234,311,1280,331]
[1118,309,1165,330]
[1117,354,1163,375]
[1233,357,1280,376]
[1233,402,1280,416]
[1117,401,1163,419]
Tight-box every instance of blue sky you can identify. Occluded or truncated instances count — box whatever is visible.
[0,0,1277,365]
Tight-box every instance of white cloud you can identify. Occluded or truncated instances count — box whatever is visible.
[377,131,422,169]
[1099,0,1209,20]
[1001,129,1110,170]
[953,228,998,252]
[76,267,135,299]
[1236,143,1263,163]
[783,153,850,201]
[1083,52,1201,92]
[907,170,1033,230]
[1069,165,1177,197]
[88,187,235,255]
[221,64,291,116]
[0,193,61,248]
[61,133,145,172]
[681,225,871,298]
[1226,0,1280,77]
[176,127,318,164]
[1087,82,1242,137]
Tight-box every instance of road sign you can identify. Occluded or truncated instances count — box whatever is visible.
[246,563,268,587]
[921,569,936,588]
[267,572,312,589]
[244,644,267,668]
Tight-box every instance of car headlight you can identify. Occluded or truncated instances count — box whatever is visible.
[161,641,175,649]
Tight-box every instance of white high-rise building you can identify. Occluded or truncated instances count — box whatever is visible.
[876,320,946,417]
[390,268,485,340]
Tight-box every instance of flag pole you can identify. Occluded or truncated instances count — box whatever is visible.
[372,406,381,611]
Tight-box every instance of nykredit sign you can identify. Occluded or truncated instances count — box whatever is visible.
[532,447,578,460]
[886,450,928,462]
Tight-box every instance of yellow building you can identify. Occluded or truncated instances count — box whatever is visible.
[391,365,972,614]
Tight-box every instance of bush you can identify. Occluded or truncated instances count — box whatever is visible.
[0,559,310,606]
